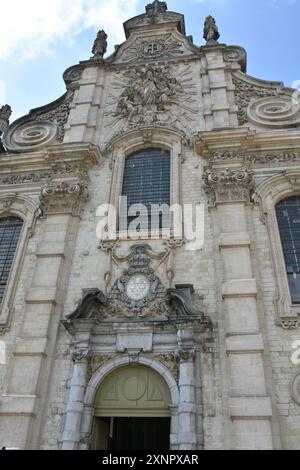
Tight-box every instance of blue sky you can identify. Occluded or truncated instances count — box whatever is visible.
[0,0,300,122]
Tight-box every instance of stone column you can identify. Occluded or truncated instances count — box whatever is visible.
[61,344,89,450]
[0,179,88,450]
[203,166,274,450]
[176,325,197,450]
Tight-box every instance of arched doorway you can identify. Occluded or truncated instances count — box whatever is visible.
[91,365,171,450]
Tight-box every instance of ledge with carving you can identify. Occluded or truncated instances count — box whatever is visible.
[0,143,102,195]
[63,284,211,333]
[207,150,300,167]
[195,126,300,162]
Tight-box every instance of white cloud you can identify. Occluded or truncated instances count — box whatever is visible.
[0,0,140,61]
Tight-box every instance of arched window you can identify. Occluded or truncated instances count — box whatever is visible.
[0,217,23,304]
[120,148,170,232]
[276,196,300,304]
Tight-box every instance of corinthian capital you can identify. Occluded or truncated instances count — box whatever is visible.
[71,348,89,363]
[41,180,89,216]
[202,167,254,206]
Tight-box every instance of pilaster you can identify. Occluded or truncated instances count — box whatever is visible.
[0,179,89,449]
[203,165,274,450]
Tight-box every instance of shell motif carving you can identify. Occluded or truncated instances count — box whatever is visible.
[247,96,300,128]
[4,119,58,152]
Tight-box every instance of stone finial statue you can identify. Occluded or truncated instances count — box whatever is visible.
[92,30,108,59]
[203,15,220,45]
[145,1,168,15]
[0,104,12,136]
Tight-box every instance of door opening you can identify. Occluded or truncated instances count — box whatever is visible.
[92,416,170,450]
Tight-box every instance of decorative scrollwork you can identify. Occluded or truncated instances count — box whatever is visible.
[247,96,300,128]
[4,120,58,153]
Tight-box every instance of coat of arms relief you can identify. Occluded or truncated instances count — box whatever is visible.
[106,64,197,136]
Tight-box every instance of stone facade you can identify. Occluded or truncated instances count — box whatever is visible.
[0,1,299,450]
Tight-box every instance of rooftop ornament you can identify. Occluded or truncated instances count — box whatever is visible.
[145,0,168,15]
[91,30,108,60]
[203,15,220,45]
[0,105,12,137]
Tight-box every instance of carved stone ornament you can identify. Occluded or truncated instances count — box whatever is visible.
[116,35,185,64]
[209,150,300,166]
[106,244,168,318]
[202,167,254,206]
[106,64,196,136]
[0,163,89,186]
[91,30,107,59]
[203,15,220,45]
[291,372,300,406]
[41,180,89,216]
[223,46,247,73]
[145,0,167,14]
[0,104,12,136]
[3,93,73,153]
[232,75,280,125]
[176,348,196,362]
[64,247,210,325]
[247,96,300,128]
[72,349,89,363]
[123,1,185,39]
[276,319,300,330]
[63,65,84,90]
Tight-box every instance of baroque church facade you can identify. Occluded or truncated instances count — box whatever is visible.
[0,1,300,450]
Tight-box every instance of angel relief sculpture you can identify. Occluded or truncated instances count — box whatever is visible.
[109,65,196,131]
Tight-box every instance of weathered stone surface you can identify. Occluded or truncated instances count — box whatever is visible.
[0,1,300,453]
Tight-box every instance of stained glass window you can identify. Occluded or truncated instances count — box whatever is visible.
[276,196,300,304]
[121,148,170,231]
[0,217,23,304]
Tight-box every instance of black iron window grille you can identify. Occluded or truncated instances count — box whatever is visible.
[0,217,23,304]
[276,196,300,304]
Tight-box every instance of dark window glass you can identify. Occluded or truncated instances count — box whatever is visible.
[121,148,170,231]
[276,196,300,304]
[0,217,23,304]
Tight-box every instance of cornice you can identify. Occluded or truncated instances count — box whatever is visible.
[196,127,300,156]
